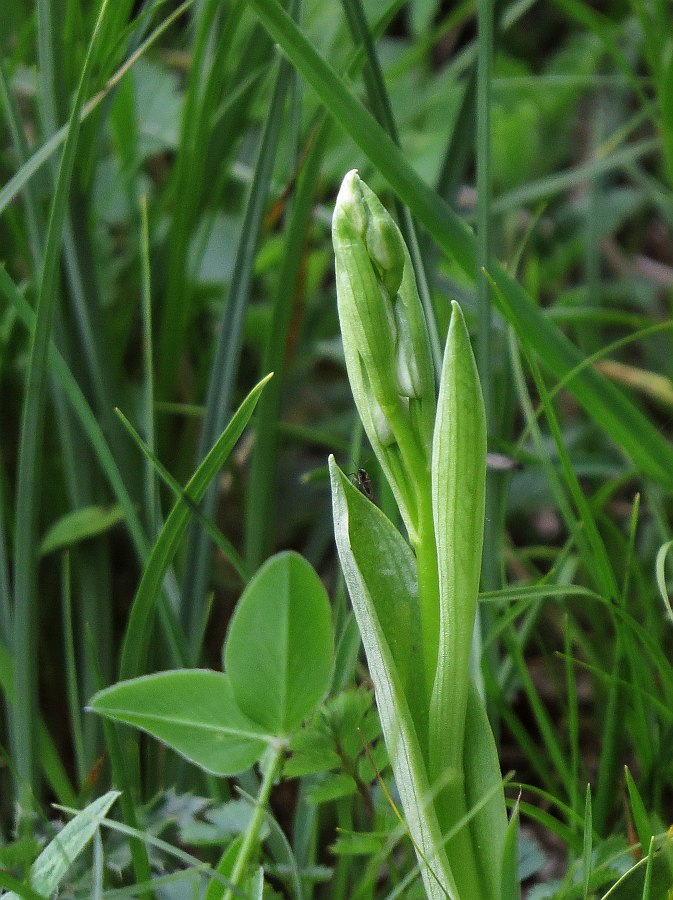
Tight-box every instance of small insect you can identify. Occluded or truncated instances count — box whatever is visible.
[352,467,374,501]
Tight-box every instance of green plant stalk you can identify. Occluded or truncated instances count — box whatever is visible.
[222,742,285,900]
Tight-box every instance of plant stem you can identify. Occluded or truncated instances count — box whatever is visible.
[223,744,285,900]
[414,491,440,725]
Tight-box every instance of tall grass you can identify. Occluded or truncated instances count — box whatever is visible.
[1,0,672,895]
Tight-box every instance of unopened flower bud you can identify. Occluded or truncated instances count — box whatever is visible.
[394,298,422,397]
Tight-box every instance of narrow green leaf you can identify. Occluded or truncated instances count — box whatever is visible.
[624,767,653,856]
[460,682,508,899]
[118,373,272,680]
[430,301,486,781]
[599,833,673,899]
[12,0,112,805]
[0,1,196,220]
[89,671,268,776]
[0,267,148,565]
[0,872,48,899]
[224,551,333,736]
[2,792,120,900]
[39,506,125,556]
[583,784,593,898]
[499,791,520,900]
[114,408,249,584]
[180,7,291,660]
[654,540,673,625]
[204,836,244,900]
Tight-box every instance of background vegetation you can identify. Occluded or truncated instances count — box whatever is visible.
[1,0,673,896]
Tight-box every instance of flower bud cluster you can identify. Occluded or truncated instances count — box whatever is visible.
[333,170,436,539]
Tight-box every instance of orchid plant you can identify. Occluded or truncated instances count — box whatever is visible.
[329,170,518,900]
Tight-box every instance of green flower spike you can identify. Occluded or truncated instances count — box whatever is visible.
[332,169,436,544]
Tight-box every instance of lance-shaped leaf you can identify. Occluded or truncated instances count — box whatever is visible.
[461,681,509,899]
[330,457,457,900]
[427,302,501,899]
[429,302,486,782]
[2,792,120,900]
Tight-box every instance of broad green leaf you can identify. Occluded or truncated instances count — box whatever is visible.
[330,457,456,900]
[286,730,341,777]
[2,791,119,900]
[39,505,125,556]
[224,551,333,736]
[283,748,342,778]
[327,460,425,738]
[89,671,268,776]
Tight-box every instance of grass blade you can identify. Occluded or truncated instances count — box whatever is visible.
[246,0,673,489]
[118,373,272,681]
[11,0,112,810]
[181,23,297,660]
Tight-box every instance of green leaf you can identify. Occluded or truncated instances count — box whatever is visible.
[286,730,341,777]
[204,835,243,900]
[624,767,653,856]
[118,372,272,680]
[39,505,125,556]
[224,551,333,736]
[330,831,386,856]
[282,748,342,778]
[307,774,358,804]
[655,539,673,625]
[429,301,487,782]
[460,682,508,899]
[500,792,520,900]
[89,671,268,776]
[2,791,119,900]
[329,456,456,900]
[328,460,425,736]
